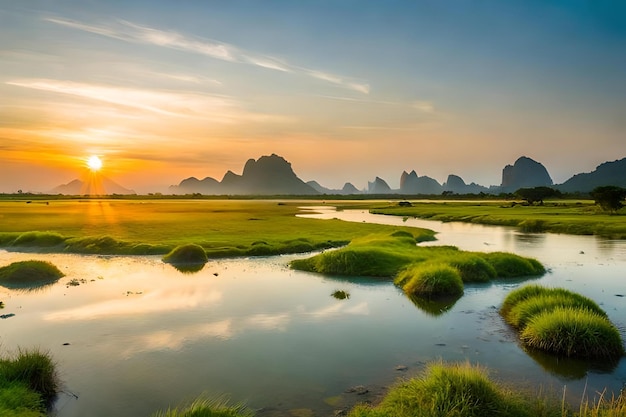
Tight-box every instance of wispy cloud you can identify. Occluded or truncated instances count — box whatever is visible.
[7,78,247,121]
[44,16,368,94]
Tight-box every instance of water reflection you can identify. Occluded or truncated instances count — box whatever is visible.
[408,294,462,316]
[0,281,58,293]
[167,263,206,273]
[525,347,621,380]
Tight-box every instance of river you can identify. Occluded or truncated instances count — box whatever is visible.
[0,207,624,416]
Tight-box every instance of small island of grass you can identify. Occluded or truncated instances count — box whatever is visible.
[501,285,624,359]
[291,232,544,301]
[0,260,64,290]
[162,244,209,272]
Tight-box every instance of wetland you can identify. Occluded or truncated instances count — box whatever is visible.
[0,199,624,416]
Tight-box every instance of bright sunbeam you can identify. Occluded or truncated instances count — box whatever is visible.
[87,155,103,171]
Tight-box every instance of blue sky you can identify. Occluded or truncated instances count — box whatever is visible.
[1,1,625,192]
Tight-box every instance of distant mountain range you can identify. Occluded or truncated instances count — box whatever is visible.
[51,154,626,196]
[51,177,136,195]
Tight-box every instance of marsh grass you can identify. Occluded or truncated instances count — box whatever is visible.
[577,391,626,417]
[150,395,253,417]
[482,252,545,278]
[445,253,497,283]
[0,348,59,414]
[163,244,209,265]
[520,307,624,359]
[371,200,626,239]
[399,263,464,297]
[506,293,607,329]
[0,260,64,289]
[348,361,541,417]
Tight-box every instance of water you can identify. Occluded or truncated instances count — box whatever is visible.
[0,208,624,416]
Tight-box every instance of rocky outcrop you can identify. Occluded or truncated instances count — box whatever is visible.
[443,174,489,194]
[169,154,318,195]
[368,177,392,194]
[399,170,443,194]
[306,181,362,195]
[558,158,626,193]
[500,156,552,192]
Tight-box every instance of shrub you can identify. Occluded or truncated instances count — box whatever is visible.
[162,244,208,266]
[400,263,464,297]
[0,260,64,288]
[520,307,624,359]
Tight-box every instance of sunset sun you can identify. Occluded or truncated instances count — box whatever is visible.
[87,155,103,171]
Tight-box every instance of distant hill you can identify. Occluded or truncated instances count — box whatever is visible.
[500,156,553,192]
[306,181,362,195]
[558,158,626,193]
[51,177,136,195]
[170,154,318,195]
[368,177,392,194]
[443,174,488,194]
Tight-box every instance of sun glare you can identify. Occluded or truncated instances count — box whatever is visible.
[87,155,103,171]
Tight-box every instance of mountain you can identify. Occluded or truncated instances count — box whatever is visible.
[51,177,136,195]
[500,156,553,192]
[170,154,318,195]
[443,174,489,194]
[558,158,626,193]
[399,170,443,194]
[368,177,392,194]
[306,180,362,195]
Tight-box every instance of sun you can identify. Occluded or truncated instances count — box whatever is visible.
[87,155,103,171]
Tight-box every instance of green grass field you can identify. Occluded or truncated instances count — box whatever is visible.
[0,199,435,257]
[370,200,626,238]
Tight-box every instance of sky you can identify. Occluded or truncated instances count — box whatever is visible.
[1,0,625,194]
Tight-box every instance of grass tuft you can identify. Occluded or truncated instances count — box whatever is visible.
[0,348,60,412]
[150,395,253,417]
[481,252,545,278]
[0,260,64,289]
[163,244,209,265]
[398,263,464,297]
[520,307,624,359]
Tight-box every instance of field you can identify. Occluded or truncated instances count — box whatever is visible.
[0,198,435,256]
[369,200,626,239]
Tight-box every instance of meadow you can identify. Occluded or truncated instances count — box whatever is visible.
[369,200,626,238]
[0,199,435,256]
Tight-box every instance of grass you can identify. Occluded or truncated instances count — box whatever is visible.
[163,244,209,265]
[0,260,64,289]
[348,361,543,417]
[501,285,624,359]
[150,395,253,417]
[397,263,464,297]
[0,199,435,257]
[0,348,59,415]
[520,307,624,359]
[370,200,626,239]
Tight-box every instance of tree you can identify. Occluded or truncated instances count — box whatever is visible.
[591,186,626,213]
[515,187,561,205]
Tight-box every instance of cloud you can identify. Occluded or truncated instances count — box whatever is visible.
[414,100,435,113]
[44,16,368,94]
[6,78,249,121]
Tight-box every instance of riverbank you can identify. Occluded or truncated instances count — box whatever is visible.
[369,200,626,239]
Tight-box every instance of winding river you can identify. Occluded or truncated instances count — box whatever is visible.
[0,207,624,416]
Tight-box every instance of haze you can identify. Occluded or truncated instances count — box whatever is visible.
[1,1,625,194]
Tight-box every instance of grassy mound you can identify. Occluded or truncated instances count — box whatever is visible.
[0,260,64,289]
[481,252,545,278]
[0,348,60,414]
[11,231,66,248]
[163,244,209,266]
[501,285,624,360]
[521,307,624,359]
[505,293,607,329]
[151,396,253,417]
[349,361,533,417]
[446,253,497,283]
[398,263,464,297]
